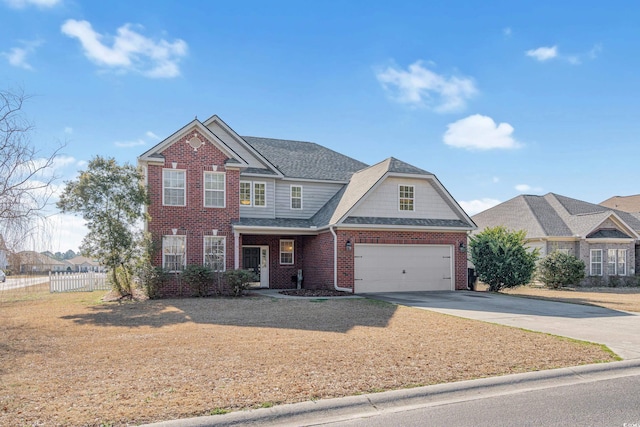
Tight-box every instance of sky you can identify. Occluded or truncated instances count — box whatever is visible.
[2,0,639,252]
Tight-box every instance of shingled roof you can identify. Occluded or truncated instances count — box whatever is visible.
[473,193,640,239]
[242,136,368,181]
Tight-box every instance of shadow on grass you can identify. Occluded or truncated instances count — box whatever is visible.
[59,296,398,333]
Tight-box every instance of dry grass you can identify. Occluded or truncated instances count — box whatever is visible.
[504,285,640,313]
[0,289,617,427]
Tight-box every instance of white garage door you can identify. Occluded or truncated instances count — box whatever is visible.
[354,244,453,293]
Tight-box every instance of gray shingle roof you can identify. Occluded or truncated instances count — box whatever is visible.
[473,193,640,239]
[587,229,632,239]
[343,217,471,228]
[242,136,368,181]
[233,218,313,228]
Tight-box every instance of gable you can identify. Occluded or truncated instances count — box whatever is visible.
[350,177,459,220]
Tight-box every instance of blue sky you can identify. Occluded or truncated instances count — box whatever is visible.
[2,0,639,252]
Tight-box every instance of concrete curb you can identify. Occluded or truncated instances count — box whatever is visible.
[141,359,640,427]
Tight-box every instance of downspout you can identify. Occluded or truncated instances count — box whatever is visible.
[330,226,353,292]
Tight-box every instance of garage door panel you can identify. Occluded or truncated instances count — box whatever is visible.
[354,244,453,293]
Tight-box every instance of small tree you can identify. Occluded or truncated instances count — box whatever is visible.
[538,251,585,288]
[469,226,539,292]
[182,265,214,297]
[57,156,149,296]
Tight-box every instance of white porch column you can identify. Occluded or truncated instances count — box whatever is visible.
[234,231,240,269]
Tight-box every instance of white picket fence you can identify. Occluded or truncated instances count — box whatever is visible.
[49,272,110,292]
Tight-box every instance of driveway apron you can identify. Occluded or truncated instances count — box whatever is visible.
[366,291,640,360]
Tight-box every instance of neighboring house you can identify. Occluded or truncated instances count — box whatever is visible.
[472,193,640,284]
[600,195,640,213]
[0,234,7,270]
[67,255,103,272]
[138,115,476,295]
[10,251,73,274]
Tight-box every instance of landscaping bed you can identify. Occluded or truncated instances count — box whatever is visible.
[0,290,617,426]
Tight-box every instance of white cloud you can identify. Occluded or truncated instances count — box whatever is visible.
[61,19,188,78]
[376,61,477,112]
[460,198,501,216]
[3,0,60,8]
[515,184,543,193]
[2,40,42,70]
[115,130,161,148]
[525,45,558,61]
[115,139,146,148]
[443,114,520,150]
[588,43,603,59]
[145,130,160,140]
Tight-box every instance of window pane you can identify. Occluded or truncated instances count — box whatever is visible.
[280,240,294,264]
[240,182,251,205]
[163,235,185,271]
[590,250,602,276]
[254,183,266,206]
[618,249,627,276]
[399,185,414,211]
[291,186,302,209]
[204,173,225,207]
[163,170,185,206]
[607,249,617,275]
[204,236,225,271]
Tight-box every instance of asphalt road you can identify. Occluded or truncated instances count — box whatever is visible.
[325,374,640,427]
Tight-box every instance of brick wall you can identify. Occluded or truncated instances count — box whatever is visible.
[301,232,334,289]
[146,128,239,292]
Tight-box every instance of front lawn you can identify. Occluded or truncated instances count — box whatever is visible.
[0,290,617,426]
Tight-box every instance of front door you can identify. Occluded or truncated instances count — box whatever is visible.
[242,246,269,288]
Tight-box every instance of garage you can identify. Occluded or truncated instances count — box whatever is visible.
[354,244,453,293]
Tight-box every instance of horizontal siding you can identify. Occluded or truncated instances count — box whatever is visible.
[239,178,276,219]
[275,181,343,219]
[351,177,459,220]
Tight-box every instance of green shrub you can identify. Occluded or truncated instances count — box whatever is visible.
[538,251,585,288]
[182,265,214,297]
[138,265,170,299]
[223,269,257,297]
[469,226,539,292]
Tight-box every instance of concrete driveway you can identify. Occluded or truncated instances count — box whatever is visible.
[366,291,640,360]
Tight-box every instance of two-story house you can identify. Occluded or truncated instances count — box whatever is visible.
[138,115,476,295]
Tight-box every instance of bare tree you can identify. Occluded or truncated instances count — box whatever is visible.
[0,88,63,252]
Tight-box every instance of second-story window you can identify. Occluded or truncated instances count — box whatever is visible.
[291,185,302,209]
[240,181,252,205]
[163,169,186,206]
[399,185,414,211]
[254,182,266,207]
[240,181,266,207]
[204,172,225,208]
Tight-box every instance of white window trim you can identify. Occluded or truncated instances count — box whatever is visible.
[240,180,267,207]
[590,249,603,276]
[203,236,226,272]
[280,239,294,265]
[162,169,186,206]
[290,185,303,210]
[398,184,415,212]
[607,249,617,276]
[203,171,226,208]
[163,235,186,272]
[253,182,267,208]
[617,249,627,276]
[240,181,252,207]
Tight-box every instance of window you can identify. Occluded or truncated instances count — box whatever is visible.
[239,181,266,207]
[280,239,294,265]
[204,172,225,208]
[204,236,225,272]
[163,235,186,272]
[254,182,266,207]
[291,185,302,209]
[240,181,252,206]
[608,249,627,276]
[618,249,627,276]
[163,169,185,206]
[590,249,602,276]
[607,249,617,275]
[399,185,414,211]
